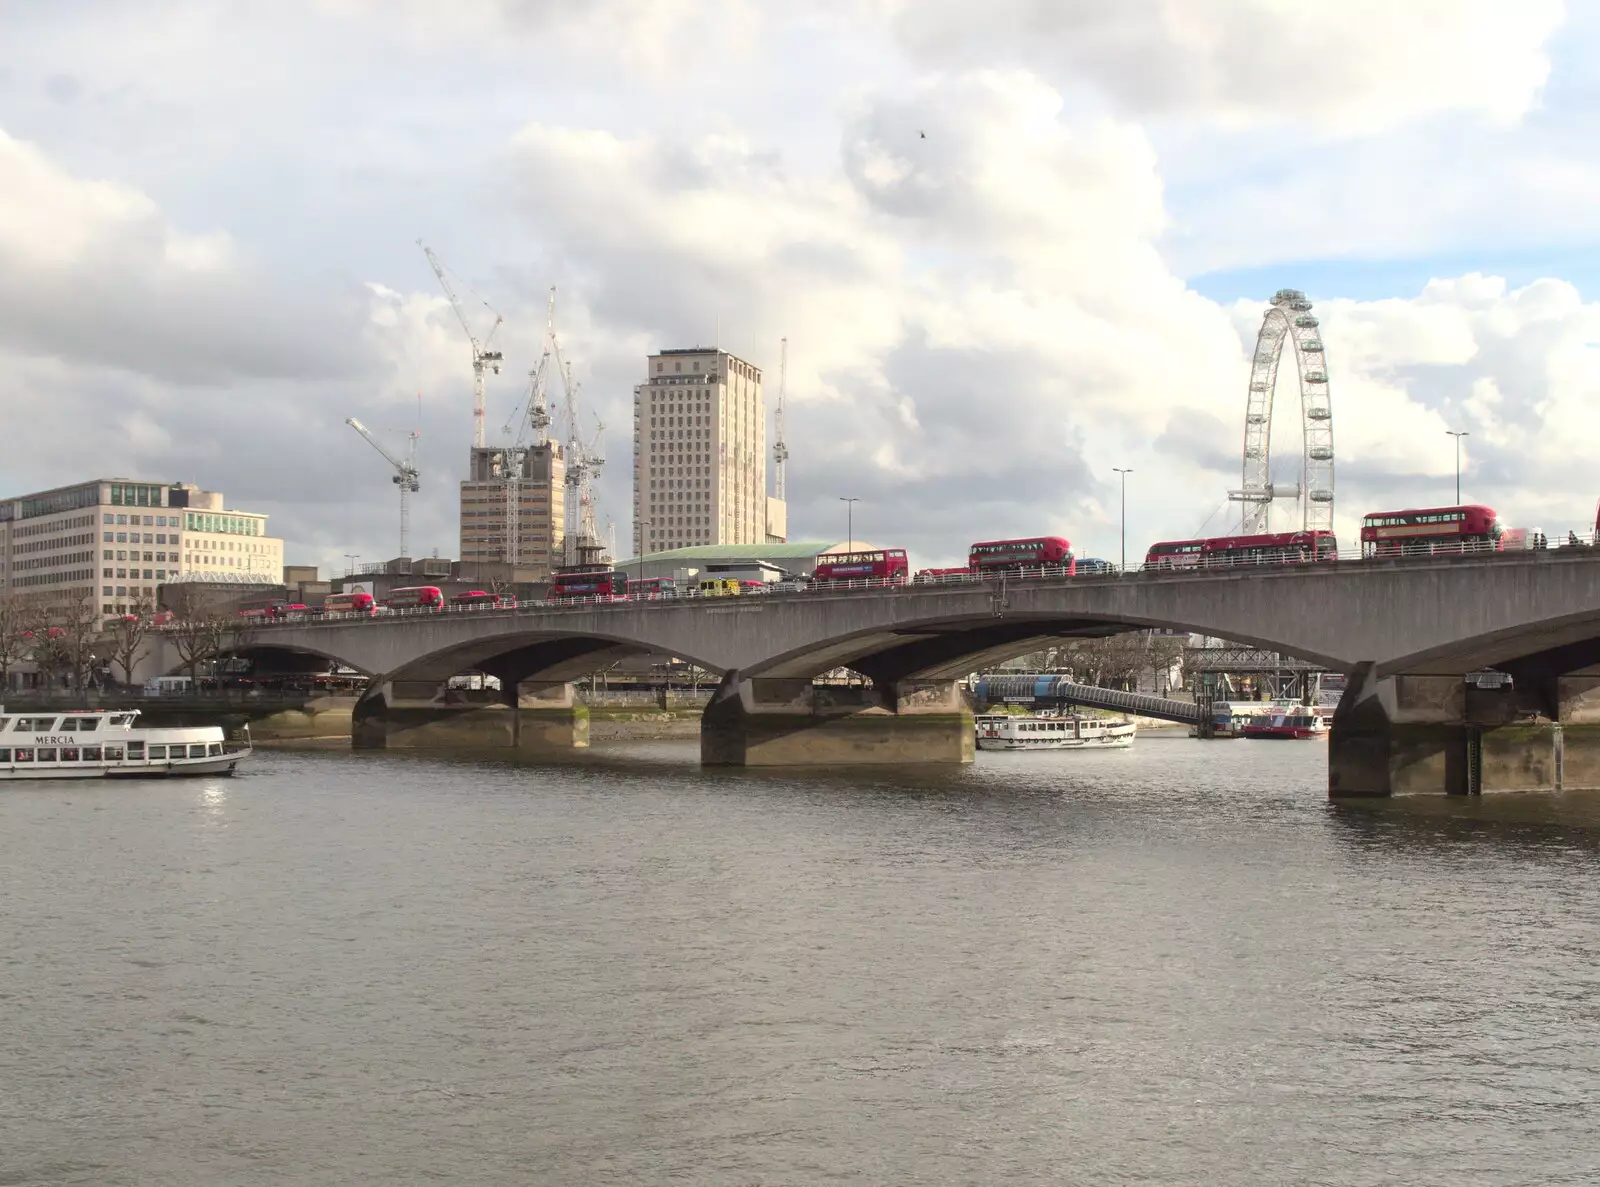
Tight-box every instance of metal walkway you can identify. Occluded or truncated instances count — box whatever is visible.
[972,674,1202,726]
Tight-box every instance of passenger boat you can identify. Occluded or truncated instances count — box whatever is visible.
[976,713,1136,751]
[0,709,251,780]
[1238,709,1328,740]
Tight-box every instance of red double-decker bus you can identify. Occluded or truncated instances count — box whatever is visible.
[323,591,376,616]
[811,549,909,585]
[967,537,1074,575]
[1146,530,1337,569]
[383,586,445,610]
[1360,505,1499,557]
[548,569,629,600]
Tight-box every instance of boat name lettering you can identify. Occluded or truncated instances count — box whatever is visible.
[34,735,74,745]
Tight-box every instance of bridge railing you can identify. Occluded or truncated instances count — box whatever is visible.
[167,528,1600,631]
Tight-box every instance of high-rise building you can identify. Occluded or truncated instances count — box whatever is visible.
[0,479,284,616]
[633,347,784,555]
[459,444,565,578]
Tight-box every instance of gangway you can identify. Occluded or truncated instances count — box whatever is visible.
[971,673,1202,726]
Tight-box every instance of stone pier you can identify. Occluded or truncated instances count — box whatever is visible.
[1329,664,1600,796]
[701,673,975,766]
[352,679,588,752]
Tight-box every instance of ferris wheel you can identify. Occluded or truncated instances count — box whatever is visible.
[1227,289,1335,534]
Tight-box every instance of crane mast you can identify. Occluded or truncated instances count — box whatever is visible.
[417,239,503,448]
[347,416,421,559]
[773,336,789,501]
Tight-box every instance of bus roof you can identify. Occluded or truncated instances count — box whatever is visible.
[1360,504,1495,519]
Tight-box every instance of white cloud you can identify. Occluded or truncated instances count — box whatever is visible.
[880,0,1566,133]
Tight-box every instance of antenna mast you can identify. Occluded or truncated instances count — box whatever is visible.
[417,239,503,448]
[773,336,789,501]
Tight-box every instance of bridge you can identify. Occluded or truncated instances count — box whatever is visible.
[144,549,1600,794]
[970,674,1203,726]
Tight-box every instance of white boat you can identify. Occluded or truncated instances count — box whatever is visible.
[0,709,251,780]
[976,713,1136,751]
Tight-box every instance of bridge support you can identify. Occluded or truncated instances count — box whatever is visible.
[352,679,588,753]
[1330,665,1600,797]
[701,673,974,767]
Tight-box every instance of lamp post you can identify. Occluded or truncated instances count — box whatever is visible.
[636,519,651,589]
[839,497,859,553]
[1111,468,1132,572]
[1445,431,1469,504]
[343,553,359,578]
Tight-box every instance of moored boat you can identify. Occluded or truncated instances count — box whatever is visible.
[0,709,251,780]
[1238,709,1328,740]
[976,713,1136,751]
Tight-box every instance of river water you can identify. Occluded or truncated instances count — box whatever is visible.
[4,737,1600,1186]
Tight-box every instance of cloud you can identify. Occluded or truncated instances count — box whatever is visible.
[880,0,1566,133]
[0,128,369,384]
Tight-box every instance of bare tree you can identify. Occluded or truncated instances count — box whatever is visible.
[0,593,29,692]
[102,593,155,687]
[165,585,228,685]
[1066,633,1147,690]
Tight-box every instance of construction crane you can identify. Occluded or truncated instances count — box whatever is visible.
[560,360,608,567]
[346,417,421,559]
[773,336,789,501]
[497,288,566,569]
[417,239,503,448]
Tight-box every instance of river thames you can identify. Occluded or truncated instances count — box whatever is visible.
[4,737,1599,1185]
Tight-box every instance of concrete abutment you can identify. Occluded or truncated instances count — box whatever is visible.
[1330,666,1600,797]
[352,679,588,753]
[701,673,975,766]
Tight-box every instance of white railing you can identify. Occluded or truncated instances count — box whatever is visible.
[156,528,1599,632]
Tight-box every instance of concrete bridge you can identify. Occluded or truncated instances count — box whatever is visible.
[146,549,1600,794]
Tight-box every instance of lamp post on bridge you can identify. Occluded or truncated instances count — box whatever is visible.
[839,497,859,554]
[343,554,359,578]
[636,519,651,589]
[1445,431,1469,504]
[1111,468,1132,573]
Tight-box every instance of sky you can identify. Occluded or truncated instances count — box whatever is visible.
[3,0,1599,571]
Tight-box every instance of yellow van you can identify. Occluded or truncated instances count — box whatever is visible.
[697,578,742,597]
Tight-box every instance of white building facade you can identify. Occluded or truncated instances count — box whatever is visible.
[633,348,783,555]
[0,479,283,616]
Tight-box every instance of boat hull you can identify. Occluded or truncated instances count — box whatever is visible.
[976,734,1135,751]
[2,751,251,780]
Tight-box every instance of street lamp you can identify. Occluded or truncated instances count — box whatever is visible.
[1112,468,1133,572]
[1445,431,1469,504]
[636,519,651,589]
[343,553,360,577]
[839,497,859,553]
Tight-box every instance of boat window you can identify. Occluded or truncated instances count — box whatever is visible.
[37,748,57,762]
[82,746,101,761]
[127,742,145,759]
[103,746,124,760]
[13,748,33,762]
[0,748,9,762]
[73,718,100,733]
[207,743,223,757]
[148,745,166,760]
[189,744,208,758]
[61,747,81,762]
[14,717,56,732]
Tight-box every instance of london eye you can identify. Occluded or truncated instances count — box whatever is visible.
[1228,289,1335,534]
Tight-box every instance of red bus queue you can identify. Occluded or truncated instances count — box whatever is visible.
[213,504,1598,627]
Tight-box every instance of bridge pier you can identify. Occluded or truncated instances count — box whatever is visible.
[1329,665,1600,796]
[352,679,588,753]
[701,673,974,767]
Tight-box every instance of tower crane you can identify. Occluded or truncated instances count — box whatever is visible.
[773,336,789,501]
[417,239,503,449]
[347,417,421,559]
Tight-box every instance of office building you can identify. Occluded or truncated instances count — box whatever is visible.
[459,444,565,579]
[633,347,784,555]
[0,479,283,616]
